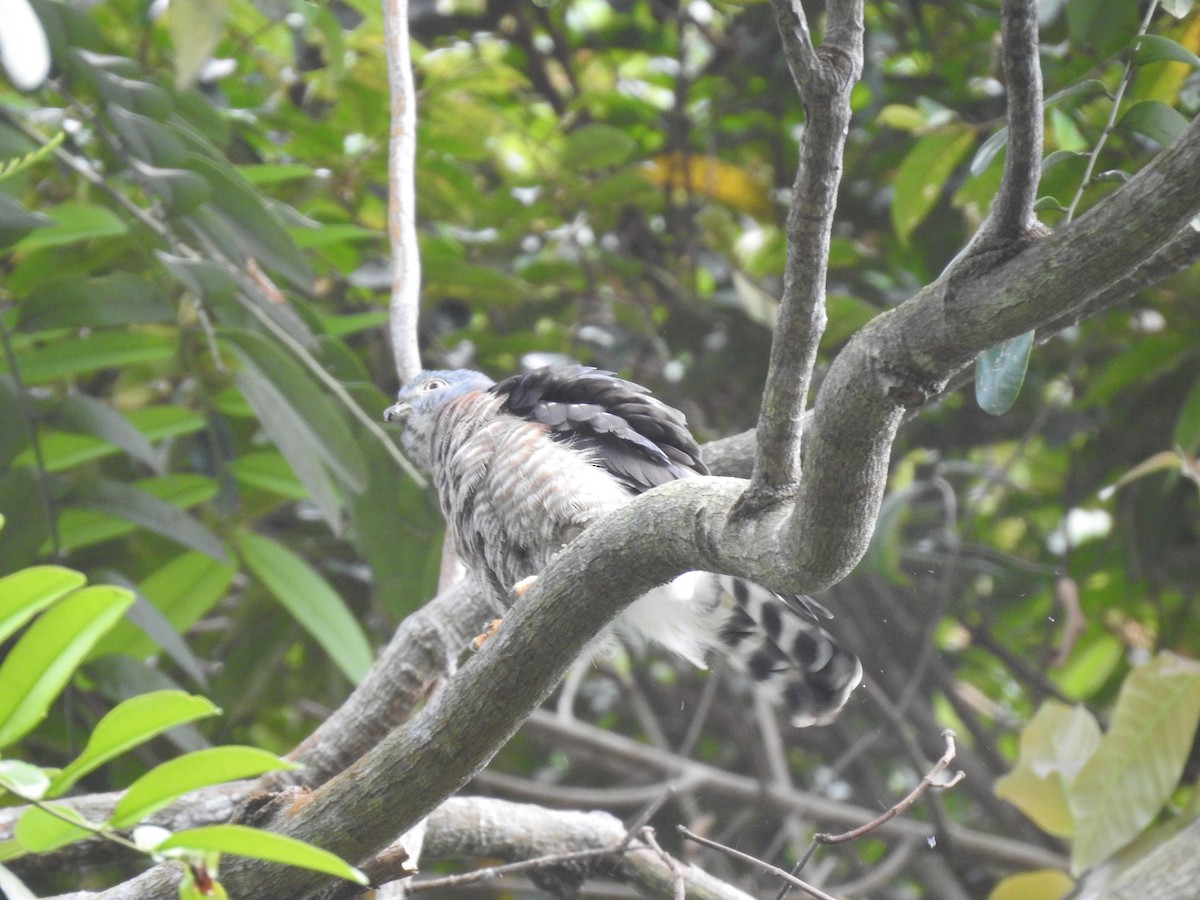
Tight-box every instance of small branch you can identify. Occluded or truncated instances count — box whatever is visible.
[987,0,1044,241]
[814,730,964,844]
[381,0,424,383]
[678,826,837,900]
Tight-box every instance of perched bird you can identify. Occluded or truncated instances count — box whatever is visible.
[384,365,862,726]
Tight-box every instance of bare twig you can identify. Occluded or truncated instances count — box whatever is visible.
[1065,0,1160,223]
[815,730,965,844]
[678,826,838,900]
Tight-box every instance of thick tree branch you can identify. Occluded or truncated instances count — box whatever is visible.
[260,578,485,790]
[382,0,423,383]
[749,0,862,499]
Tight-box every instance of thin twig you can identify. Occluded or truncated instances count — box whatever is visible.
[407,843,632,892]
[1065,0,1160,223]
[815,730,964,844]
[678,826,838,900]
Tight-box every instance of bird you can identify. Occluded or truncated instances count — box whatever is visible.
[383,364,862,726]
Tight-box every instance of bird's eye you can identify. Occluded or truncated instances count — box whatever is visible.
[423,379,446,392]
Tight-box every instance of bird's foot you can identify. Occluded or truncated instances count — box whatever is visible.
[512,575,539,598]
[471,618,503,650]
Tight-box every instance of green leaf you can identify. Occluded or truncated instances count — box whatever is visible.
[73,478,227,563]
[130,160,212,215]
[111,747,297,828]
[0,760,51,801]
[0,195,53,249]
[18,273,175,329]
[13,803,95,854]
[157,825,367,884]
[0,585,135,748]
[1173,373,1200,454]
[561,123,638,170]
[1067,0,1140,56]
[92,70,172,119]
[55,394,163,473]
[0,566,86,644]
[11,201,128,252]
[892,129,976,246]
[224,328,367,494]
[9,331,176,385]
[994,701,1101,838]
[91,552,236,662]
[1119,100,1189,147]
[226,451,308,500]
[107,106,189,167]
[236,532,373,683]
[1133,34,1200,69]
[48,691,220,796]
[1069,653,1200,874]
[976,330,1035,415]
[182,154,313,290]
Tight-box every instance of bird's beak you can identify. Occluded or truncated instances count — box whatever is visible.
[383,400,410,424]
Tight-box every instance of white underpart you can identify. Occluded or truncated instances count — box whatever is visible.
[618,570,726,668]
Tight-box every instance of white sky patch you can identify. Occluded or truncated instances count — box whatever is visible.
[1046,507,1113,556]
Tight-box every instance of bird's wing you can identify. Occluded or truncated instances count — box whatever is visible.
[491,365,708,493]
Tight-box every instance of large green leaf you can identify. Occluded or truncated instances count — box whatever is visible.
[17,273,174,329]
[0,566,87,644]
[182,154,313,290]
[73,478,227,563]
[891,128,976,246]
[49,691,220,796]
[111,746,297,828]
[11,201,128,252]
[156,824,367,885]
[236,532,373,683]
[8,331,176,385]
[224,328,367,494]
[54,394,164,473]
[0,585,135,748]
[1069,653,1200,874]
[92,552,235,662]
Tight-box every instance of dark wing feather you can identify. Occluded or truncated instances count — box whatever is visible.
[492,365,708,493]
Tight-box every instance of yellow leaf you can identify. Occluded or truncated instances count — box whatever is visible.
[165,0,230,90]
[994,701,1101,838]
[642,154,773,221]
[988,869,1074,900]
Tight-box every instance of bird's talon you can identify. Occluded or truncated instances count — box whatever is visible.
[471,618,503,650]
[512,575,538,598]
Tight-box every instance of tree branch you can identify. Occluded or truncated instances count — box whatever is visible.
[382,0,423,383]
[978,0,1044,246]
[749,0,863,500]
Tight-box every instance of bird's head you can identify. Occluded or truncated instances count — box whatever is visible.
[383,369,496,428]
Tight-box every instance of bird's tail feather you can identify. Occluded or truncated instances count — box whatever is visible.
[616,572,861,727]
[714,575,862,727]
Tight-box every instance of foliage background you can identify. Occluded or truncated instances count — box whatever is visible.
[1,0,1199,896]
